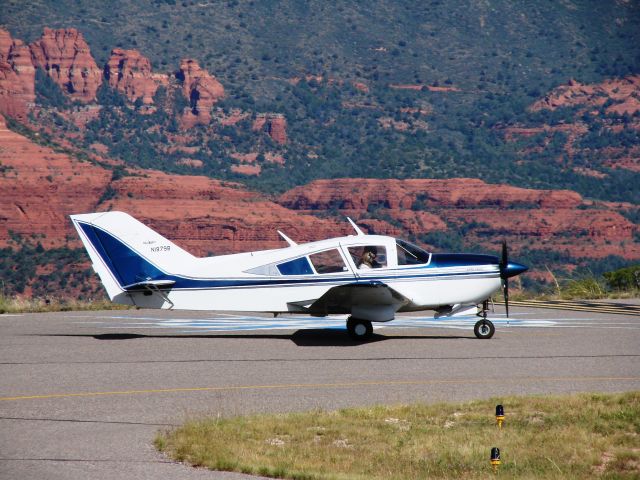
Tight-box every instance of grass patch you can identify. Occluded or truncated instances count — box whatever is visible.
[508,288,640,302]
[0,295,130,314]
[156,392,640,479]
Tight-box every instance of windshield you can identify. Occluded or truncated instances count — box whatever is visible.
[396,239,431,265]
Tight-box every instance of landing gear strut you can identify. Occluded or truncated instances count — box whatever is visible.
[346,317,373,341]
[474,300,495,339]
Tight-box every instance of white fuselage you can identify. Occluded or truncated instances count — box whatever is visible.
[121,237,502,315]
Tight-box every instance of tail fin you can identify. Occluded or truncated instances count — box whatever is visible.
[70,211,195,301]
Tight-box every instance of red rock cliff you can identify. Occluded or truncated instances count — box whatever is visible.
[253,113,288,145]
[29,28,102,103]
[0,114,343,255]
[279,178,583,211]
[0,113,112,246]
[531,76,640,116]
[177,59,224,128]
[278,178,639,259]
[104,48,158,104]
[0,29,35,121]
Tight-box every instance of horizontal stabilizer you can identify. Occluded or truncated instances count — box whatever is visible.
[122,279,176,291]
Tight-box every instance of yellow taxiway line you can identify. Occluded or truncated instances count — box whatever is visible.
[1,376,638,402]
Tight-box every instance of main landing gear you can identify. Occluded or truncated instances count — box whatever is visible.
[346,316,373,341]
[474,300,495,339]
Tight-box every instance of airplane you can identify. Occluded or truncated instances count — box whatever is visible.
[70,211,528,340]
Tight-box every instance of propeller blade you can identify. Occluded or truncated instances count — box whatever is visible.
[500,240,509,317]
[503,277,509,318]
[500,240,508,273]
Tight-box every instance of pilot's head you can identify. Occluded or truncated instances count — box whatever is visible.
[362,246,377,264]
[363,246,378,257]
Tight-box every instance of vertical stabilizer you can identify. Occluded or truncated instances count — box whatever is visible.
[70,211,195,302]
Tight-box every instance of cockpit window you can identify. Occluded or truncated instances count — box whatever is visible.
[309,249,347,274]
[396,239,431,265]
[348,246,387,269]
[277,257,313,275]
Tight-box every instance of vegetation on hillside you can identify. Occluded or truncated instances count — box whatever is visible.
[0,233,100,298]
[3,0,639,198]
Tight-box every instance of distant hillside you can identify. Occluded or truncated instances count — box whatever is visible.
[4,0,639,92]
[1,1,639,198]
[1,111,638,297]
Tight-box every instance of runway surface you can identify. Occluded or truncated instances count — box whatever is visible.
[1,304,639,479]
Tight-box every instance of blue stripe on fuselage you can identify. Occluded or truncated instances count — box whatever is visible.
[78,221,500,291]
[431,253,499,268]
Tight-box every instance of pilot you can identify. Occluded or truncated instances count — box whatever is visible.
[359,246,378,269]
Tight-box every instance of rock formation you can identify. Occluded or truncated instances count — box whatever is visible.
[279,178,583,211]
[29,28,102,103]
[104,48,159,104]
[252,113,288,144]
[531,75,640,116]
[278,178,639,259]
[0,114,342,255]
[0,29,35,121]
[177,59,224,127]
[0,113,112,247]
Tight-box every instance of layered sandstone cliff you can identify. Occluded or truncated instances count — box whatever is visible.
[279,178,583,211]
[0,114,341,255]
[0,28,231,128]
[29,28,102,103]
[177,59,225,128]
[278,178,639,259]
[253,113,288,144]
[0,29,35,121]
[104,48,161,104]
[0,113,111,246]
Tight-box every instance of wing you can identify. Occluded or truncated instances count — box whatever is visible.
[289,281,410,322]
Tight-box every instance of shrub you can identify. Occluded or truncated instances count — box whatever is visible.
[603,265,640,290]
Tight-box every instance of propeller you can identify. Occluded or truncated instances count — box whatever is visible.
[499,240,510,318]
[497,241,528,318]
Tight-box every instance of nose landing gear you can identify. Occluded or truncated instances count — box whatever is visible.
[474,300,495,339]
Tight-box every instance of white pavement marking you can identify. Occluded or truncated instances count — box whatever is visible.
[71,313,640,333]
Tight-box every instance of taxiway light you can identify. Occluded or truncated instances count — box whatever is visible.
[490,447,501,473]
[496,404,505,429]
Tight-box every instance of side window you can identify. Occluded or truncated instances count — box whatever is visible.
[277,257,313,275]
[396,239,431,266]
[309,249,347,274]
[348,246,387,269]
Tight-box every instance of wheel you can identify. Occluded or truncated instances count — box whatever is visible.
[474,319,495,339]
[347,317,373,340]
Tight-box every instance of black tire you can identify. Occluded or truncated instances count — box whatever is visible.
[474,319,495,339]
[347,317,373,340]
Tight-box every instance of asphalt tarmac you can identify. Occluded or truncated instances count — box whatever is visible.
[1,304,639,480]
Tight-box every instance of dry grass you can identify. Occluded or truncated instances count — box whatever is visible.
[507,286,640,302]
[0,295,130,313]
[156,392,640,479]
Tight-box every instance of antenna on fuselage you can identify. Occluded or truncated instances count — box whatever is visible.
[277,230,298,246]
[346,217,365,236]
